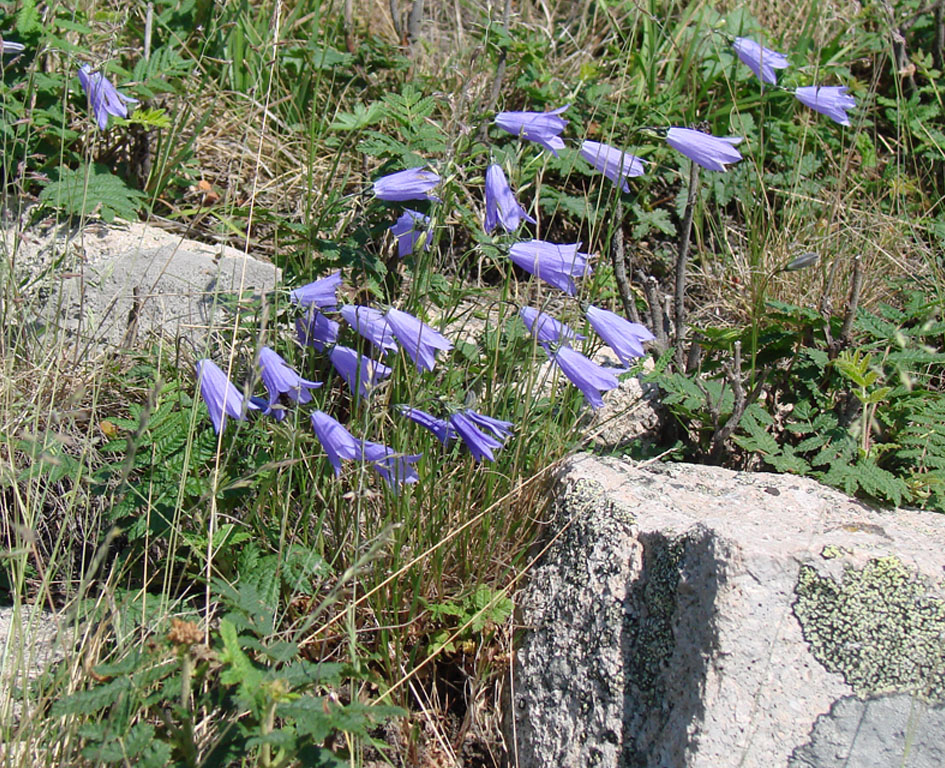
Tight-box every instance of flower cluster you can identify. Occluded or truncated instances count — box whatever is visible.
[518,303,654,410]
[187,19,859,493]
[730,35,856,126]
[399,406,513,464]
[196,262,513,484]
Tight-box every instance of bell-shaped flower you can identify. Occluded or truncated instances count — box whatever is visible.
[519,306,585,345]
[785,252,820,272]
[389,209,432,257]
[1,40,25,55]
[340,305,398,355]
[385,307,453,372]
[296,310,339,350]
[373,167,440,202]
[546,345,626,410]
[585,305,655,365]
[484,164,536,233]
[78,64,139,130]
[257,347,321,420]
[329,345,391,399]
[397,405,458,444]
[494,105,569,156]
[310,410,420,486]
[448,410,514,463]
[360,440,422,487]
[666,127,743,171]
[290,271,342,309]
[508,240,592,296]
[732,37,789,85]
[794,86,856,127]
[196,359,260,434]
[579,141,646,192]
[309,410,364,475]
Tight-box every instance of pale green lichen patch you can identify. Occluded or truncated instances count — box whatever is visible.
[794,556,945,701]
[820,544,848,560]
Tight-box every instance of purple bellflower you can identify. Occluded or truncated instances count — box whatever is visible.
[585,305,655,365]
[794,86,856,127]
[519,306,585,345]
[385,307,453,372]
[494,105,569,156]
[448,410,514,463]
[310,410,362,475]
[666,127,744,172]
[340,305,398,355]
[389,209,432,258]
[296,311,339,350]
[732,37,789,85]
[290,271,342,309]
[78,64,139,131]
[310,410,419,486]
[484,164,536,233]
[360,441,422,487]
[257,346,321,420]
[329,345,392,399]
[508,240,592,296]
[1,40,25,55]
[196,359,260,434]
[373,167,440,202]
[397,405,458,444]
[579,141,646,193]
[547,345,626,410]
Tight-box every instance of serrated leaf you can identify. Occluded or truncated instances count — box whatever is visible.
[308,44,354,71]
[739,409,779,455]
[51,677,131,717]
[218,618,263,692]
[126,107,172,129]
[330,101,385,131]
[630,205,675,238]
[39,164,145,222]
[16,0,42,34]
[540,187,595,223]
[765,449,811,474]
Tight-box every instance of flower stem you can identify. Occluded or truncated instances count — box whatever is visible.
[674,158,700,370]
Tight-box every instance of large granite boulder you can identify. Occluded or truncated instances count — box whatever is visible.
[511,455,945,768]
[3,217,279,349]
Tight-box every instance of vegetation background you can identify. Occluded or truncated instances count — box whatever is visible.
[0,0,943,765]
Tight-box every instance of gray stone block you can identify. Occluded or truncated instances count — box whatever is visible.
[510,455,945,767]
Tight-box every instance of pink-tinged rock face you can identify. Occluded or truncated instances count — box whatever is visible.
[511,455,945,768]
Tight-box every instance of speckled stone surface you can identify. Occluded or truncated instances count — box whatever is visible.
[510,455,945,768]
[3,217,278,349]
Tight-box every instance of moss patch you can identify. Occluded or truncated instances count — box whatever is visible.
[793,556,945,701]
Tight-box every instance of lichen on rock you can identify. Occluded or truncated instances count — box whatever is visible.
[624,535,685,711]
[793,556,945,701]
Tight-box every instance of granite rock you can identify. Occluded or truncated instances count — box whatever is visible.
[510,455,945,767]
[3,217,279,350]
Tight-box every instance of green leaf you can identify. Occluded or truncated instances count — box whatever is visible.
[218,618,263,693]
[126,107,172,129]
[630,204,675,238]
[855,460,907,506]
[330,102,385,132]
[16,0,42,34]
[51,677,131,717]
[765,448,811,474]
[307,44,354,71]
[738,408,779,455]
[39,164,145,222]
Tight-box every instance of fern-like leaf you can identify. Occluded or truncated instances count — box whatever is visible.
[39,164,145,222]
